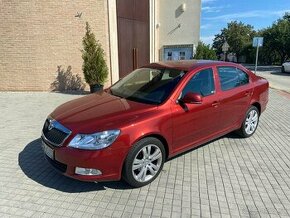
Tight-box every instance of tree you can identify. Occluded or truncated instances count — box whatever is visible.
[82,22,108,88]
[213,21,255,61]
[257,13,290,65]
[265,16,290,63]
[283,12,290,22]
[194,41,217,60]
[212,32,226,55]
[212,13,290,64]
[259,28,280,65]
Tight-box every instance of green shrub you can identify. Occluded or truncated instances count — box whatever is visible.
[194,41,217,60]
[82,22,108,86]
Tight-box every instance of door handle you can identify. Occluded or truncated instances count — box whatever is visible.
[212,101,220,107]
[245,91,251,96]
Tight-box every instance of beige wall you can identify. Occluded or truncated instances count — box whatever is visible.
[0,0,201,91]
[157,0,201,58]
[0,0,110,91]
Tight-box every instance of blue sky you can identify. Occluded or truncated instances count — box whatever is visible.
[201,0,290,45]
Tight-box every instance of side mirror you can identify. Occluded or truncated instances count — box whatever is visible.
[180,92,203,104]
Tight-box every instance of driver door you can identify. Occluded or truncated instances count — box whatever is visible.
[171,68,221,154]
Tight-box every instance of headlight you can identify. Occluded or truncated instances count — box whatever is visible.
[68,130,120,150]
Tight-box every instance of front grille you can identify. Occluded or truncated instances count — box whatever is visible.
[42,119,71,147]
[45,156,67,173]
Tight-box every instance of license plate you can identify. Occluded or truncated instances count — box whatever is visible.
[42,142,54,159]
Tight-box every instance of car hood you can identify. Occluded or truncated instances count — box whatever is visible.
[50,91,157,133]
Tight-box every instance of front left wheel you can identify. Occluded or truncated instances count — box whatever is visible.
[122,137,165,188]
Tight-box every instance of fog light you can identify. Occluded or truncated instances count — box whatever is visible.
[75,167,102,176]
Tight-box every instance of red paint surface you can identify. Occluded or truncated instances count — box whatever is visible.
[43,60,269,182]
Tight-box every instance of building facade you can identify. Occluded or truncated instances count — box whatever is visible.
[0,0,201,91]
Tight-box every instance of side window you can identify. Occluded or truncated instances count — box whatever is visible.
[181,68,215,98]
[217,67,249,91]
[237,68,249,86]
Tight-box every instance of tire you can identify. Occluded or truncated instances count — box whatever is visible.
[122,137,165,188]
[282,66,285,73]
[237,106,259,138]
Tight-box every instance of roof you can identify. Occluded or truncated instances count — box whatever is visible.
[146,60,241,71]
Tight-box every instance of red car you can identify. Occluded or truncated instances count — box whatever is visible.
[42,60,269,187]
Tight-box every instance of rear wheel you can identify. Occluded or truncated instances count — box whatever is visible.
[237,106,259,138]
[122,137,165,188]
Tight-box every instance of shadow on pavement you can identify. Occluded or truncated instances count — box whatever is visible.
[225,132,243,139]
[270,71,290,76]
[18,138,131,192]
[168,132,241,161]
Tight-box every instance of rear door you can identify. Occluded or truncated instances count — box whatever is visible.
[216,66,253,131]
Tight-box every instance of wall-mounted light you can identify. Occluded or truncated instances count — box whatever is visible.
[181,3,186,12]
[176,3,186,18]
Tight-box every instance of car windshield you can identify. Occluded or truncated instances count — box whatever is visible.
[110,68,186,104]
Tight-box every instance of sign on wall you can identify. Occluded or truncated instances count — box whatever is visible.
[163,44,193,61]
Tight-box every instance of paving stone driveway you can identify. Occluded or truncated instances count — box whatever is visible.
[0,89,290,218]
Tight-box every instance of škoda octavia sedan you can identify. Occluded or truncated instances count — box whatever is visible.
[42,60,269,187]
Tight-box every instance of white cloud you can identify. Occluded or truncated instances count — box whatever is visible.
[202,0,216,7]
[202,4,230,13]
[204,10,290,22]
[201,24,212,29]
[202,5,229,13]
[202,0,216,3]
[202,6,221,13]
[200,35,215,45]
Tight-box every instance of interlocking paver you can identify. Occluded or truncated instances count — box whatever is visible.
[0,89,290,217]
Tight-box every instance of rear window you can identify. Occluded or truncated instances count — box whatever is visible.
[217,67,249,91]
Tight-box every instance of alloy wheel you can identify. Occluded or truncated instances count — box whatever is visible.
[131,144,163,183]
[245,109,258,135]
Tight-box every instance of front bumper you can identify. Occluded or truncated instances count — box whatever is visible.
[42,139,128,182]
